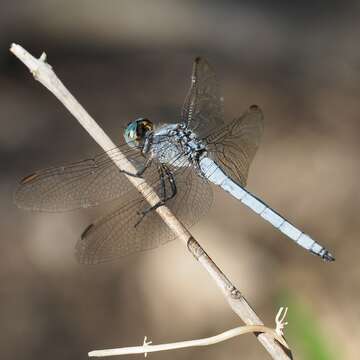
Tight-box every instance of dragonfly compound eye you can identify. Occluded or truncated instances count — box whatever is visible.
[137,119,153,137]
[124,121,140,147]
[124,118,153,148]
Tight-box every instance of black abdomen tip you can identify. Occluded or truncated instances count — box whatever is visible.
[322,251,335,262]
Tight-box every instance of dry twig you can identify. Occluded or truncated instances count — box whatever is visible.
[88,307,289,357]
[10,44,292,359]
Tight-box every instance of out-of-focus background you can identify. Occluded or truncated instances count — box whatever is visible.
[1,1,359,359]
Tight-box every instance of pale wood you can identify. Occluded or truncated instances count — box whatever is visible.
[10,44,292,359]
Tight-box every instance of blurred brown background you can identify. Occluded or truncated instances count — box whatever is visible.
[1,1,359,359]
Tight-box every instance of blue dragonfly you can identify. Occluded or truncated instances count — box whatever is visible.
[15,57,334,264]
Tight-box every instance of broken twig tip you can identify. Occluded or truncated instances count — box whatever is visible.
[39,52,47,62]
[143,336,152,358]
[9,43,20,54]
[275,307,288,337]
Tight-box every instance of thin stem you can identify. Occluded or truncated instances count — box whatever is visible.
[10,44,292,360]
[89,308,290,358]
[89,326,276,358]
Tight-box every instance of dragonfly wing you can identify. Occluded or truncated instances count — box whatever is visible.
[76,165,213,264]
[182,57,224,138]
[14,145,152,212]
[206,105,264,187]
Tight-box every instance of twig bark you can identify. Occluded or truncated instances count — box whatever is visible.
[10,43,292,359]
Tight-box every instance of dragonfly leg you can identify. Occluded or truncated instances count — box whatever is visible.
[119,158,152,178]
[135,166,177,227]
[158,166,167,200]
[164,166,177,201]
[135,201,164,227]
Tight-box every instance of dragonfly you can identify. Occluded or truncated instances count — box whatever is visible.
[15,57,335,264]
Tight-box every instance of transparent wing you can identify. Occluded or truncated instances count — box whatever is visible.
[75,164,213,264]
[206,105,264,187]
[181,57,224,138]
[14,144,155,212]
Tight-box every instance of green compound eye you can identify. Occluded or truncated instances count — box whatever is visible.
[129,129,136,139]
[124,123,137,147]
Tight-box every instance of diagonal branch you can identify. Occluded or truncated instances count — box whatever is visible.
[10,43,292,360]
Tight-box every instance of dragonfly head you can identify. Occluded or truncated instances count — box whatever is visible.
[124,118,153,148]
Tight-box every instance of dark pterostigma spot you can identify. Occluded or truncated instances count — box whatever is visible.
[20,172,38,184]
[81,223,94,239]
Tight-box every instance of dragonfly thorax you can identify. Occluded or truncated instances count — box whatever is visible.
[151,123,207,168]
